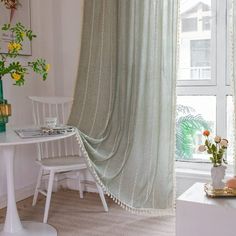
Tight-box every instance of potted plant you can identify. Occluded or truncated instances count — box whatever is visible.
[198,130,228,189]
[0,22,49,131]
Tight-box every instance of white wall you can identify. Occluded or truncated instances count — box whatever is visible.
[0,0,84,208]
[51,0,84,97]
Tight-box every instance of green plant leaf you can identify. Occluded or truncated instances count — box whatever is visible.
[0,22,49,86]
[176,110,212,160]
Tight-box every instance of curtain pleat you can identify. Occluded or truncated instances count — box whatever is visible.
[69,0,179,214]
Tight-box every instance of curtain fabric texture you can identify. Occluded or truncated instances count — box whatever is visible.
[69,0,178,214]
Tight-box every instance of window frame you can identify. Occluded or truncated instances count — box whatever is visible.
[176,0,233,167]
[177,0,217,86]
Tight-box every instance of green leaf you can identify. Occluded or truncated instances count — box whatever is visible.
[2,23,10,31]
[176,110,212,160]
[212,144,216,152]
[0,22,48,86]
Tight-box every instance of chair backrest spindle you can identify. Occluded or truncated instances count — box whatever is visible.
[29,96,74,160]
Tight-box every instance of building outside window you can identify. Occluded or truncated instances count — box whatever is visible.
[190,39,211,79]
[176,0,233,168]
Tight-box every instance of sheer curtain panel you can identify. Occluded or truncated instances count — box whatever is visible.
[69,0,179,214]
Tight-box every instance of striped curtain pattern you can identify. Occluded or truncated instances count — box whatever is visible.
[69,0,179,214]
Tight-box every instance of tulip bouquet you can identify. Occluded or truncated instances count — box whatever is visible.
[198,130,228,167]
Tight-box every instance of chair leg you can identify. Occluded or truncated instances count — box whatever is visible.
[77,171,84,198]
[43,170,55,223]
[32,167,43,206]
[95,183,108,212]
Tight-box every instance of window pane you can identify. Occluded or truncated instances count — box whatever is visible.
[179,0,212,81]
[191,40,210,67]
[182,18,198,32]
[202,16,211,31]
[176,96,216,161]
[227,96,234,164]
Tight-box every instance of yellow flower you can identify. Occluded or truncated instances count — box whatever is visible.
[11,72,21,81]
[45,64,50,72]
[8,42,22,52]
[16,44,22,50]
[7,43,14,52]
[13,42,21,51]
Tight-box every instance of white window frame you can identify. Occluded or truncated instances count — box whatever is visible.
[176,0,233,173]
[177,0,217,86]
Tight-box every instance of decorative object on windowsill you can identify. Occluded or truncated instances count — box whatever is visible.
[0,22,50,132]
[204,183,236,197]
[198,130,228,190]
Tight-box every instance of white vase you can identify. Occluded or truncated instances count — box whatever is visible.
[211,165,226,189]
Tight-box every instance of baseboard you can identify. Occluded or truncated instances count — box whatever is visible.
[0,184,35,209]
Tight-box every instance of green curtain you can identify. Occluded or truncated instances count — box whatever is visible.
[69,0,178,214]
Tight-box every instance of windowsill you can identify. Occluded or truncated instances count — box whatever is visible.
[176,161,234,179]
[176,168,210,176]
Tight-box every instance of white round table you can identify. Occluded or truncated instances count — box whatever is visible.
[0,127,76,236]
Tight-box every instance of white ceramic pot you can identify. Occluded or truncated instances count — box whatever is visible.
[211,165,226,189]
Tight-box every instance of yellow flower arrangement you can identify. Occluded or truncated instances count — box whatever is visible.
[0,22,50,131]
[0,22,50,86]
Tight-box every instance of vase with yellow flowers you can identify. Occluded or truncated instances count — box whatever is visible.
[0,22,50,132]
[198,130,228,189]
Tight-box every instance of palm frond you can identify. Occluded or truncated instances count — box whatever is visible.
[176,111,212,160]
[176,104,195,115]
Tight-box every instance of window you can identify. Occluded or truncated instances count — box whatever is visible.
[190,39,211,80]
[202,16,211,31]
[176,0,233,165]
[227,96,234,164]
[182,18,198,32]
[176,96,216,161]
[191,40,210,67]
[179,0,212,82]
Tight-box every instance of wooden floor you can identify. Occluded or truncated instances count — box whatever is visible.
[0,190,175,236]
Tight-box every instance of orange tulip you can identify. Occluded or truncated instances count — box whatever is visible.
[203,130,210,137]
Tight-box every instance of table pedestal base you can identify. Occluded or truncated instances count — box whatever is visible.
[0,222,57,236]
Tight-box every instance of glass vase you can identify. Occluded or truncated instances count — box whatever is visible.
[0,78,11,132]
[211,165,226,189]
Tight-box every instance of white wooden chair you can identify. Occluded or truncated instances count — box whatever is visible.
[29,96,108,223]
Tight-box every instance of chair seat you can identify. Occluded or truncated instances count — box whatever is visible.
[37,156,87,171]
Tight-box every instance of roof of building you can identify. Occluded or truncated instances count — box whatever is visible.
[181,0,211,14]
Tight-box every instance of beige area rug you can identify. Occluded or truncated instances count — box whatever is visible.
[0,190,175,236]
